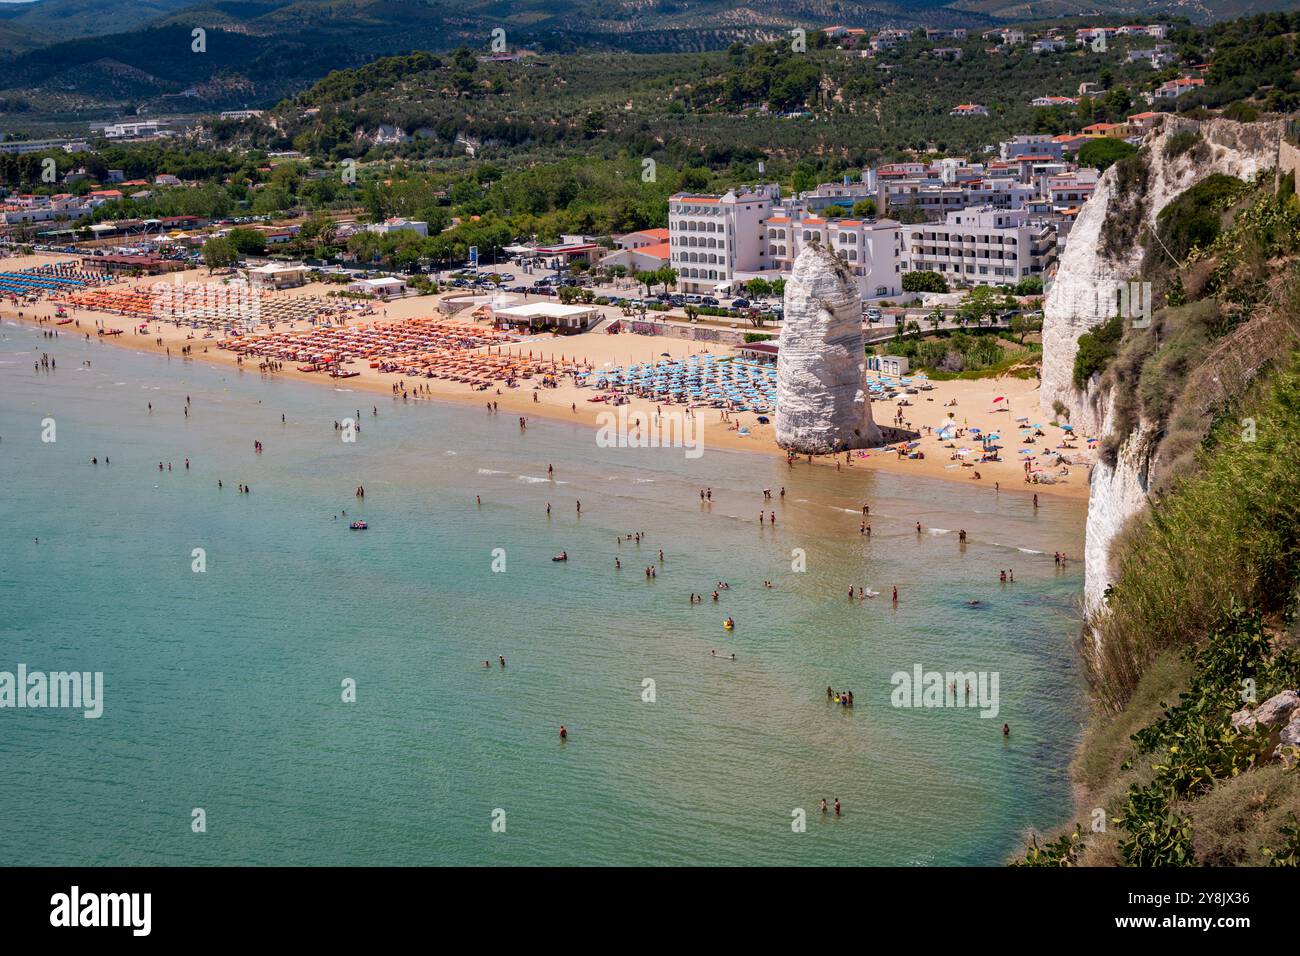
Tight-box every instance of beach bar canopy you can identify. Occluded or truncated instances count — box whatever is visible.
[492,302,599,332]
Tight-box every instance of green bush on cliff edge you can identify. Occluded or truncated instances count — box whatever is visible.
[1017,350,1300,866]
[1072,314,1124,390]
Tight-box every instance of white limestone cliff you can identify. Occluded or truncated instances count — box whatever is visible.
[776,242,882,453]
[1040,117,1283,615]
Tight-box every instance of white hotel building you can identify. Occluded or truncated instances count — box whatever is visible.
[668,188,776,294]
[901,206,1056,286]
[758,213,904,299]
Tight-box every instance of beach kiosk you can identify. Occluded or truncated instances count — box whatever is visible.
[491,301,599,333]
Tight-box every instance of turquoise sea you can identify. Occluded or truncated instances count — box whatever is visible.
[0,321,1086,866]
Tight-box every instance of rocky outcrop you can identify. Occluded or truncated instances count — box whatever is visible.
[1082,397,1155,612]
[1232,690,1300,764]
[1040,117,1285,615]
[1232,689,1300,733]
[1041,117,1284,436]
[776,242,882,453]
[1278,715,1300,768]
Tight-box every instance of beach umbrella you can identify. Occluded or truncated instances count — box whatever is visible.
[993,396,1005,403]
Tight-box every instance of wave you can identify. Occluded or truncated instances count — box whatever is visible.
[476,468,507,475]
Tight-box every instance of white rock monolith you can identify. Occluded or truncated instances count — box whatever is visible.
[776,242,881,453]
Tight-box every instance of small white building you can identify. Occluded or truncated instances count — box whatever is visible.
[869,355,910,376]
[348,276,409,298]
[492,301,599,332]
[367,218,428,238]
[247,263,308,290]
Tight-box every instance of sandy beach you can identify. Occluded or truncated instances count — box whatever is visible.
[3,253,1094,499]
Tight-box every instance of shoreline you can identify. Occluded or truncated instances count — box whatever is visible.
[3,255,1092,501]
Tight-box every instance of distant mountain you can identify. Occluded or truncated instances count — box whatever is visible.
[949,0,1300,20]
[0,0,195,41]
[0,21,46,55]
[2,0,1298,121]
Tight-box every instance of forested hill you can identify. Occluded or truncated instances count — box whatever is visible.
[2,0,1300,123]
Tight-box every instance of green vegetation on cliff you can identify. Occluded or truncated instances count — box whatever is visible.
[1021,140,1300,868]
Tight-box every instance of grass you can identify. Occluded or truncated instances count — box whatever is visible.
[923,358,1040,381]
[1183,765,1300,866]
[1086,351,1300,713]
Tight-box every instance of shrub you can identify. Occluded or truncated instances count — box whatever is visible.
[1164,130,1201,160]
[1154,173,1246,264]
[1078,137,1137,172]
[902,270,947,293]
[1072,314,1124,389]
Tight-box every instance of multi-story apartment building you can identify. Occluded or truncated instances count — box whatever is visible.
[1044,169,1099,209]
[1155,77,1204,99]
[758,213,904,298]
[901,207,1056,286]
[1,193,99,225]
[799,178,878,213]
[0,138,90,156]
[668,187,777,294]
[880,160,1038,216]
[1000,134,1065,162]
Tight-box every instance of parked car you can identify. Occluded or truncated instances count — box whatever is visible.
[701,296,719,307]
[731,298,750,309]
